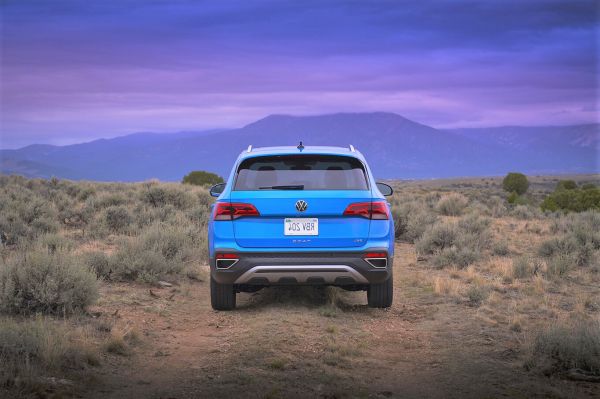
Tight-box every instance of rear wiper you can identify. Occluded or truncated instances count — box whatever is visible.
[259,185,304,190]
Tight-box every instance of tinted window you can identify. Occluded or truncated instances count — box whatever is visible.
[234,155,369,191]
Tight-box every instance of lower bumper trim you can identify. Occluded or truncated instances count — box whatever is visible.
[233,265,369,285]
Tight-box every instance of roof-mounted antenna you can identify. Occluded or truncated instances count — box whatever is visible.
[297,141,304,151]
[247,145,252,153]
[349,144,355,152]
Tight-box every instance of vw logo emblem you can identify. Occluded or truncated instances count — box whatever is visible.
[295,200,308,212]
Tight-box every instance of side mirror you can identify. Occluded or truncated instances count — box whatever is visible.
[376,182,393,196]
[209,183,226,197]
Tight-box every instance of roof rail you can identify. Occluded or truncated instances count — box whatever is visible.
[349,144,355,152]
[247,145,252,153]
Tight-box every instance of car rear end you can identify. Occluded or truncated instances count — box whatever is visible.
[208,147,394,310]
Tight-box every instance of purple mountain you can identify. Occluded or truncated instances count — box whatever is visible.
[1,113,598,181]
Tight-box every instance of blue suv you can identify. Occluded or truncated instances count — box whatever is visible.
[208,144,394,310]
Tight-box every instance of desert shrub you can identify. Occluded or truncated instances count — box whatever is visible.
[546,256,572,278]
[0,317,99,389]
[417,213,492,268]
[436,193,468,216]
[511,205,534,220]
[85,251,112,279]
[492,240,510,256]
[457,212,490,235]
[503,172,529,195]
[187,204,211,226]
[0,210,28,245]
[415,222,458,255]
[528,319,600,376]
[487,196,508,218]
[140,185,195,210]
[433,246,480,268]
[541,186,600,212]
[0,249,98,315]
[106,223,193,282]
[539,218,598,268]
[392,200,438,242]
[109,248,167,283]
[60,205,93,231]
[39,233,74,253]
[465,285,489,306]
[512,256,532,279]
[92,192,128,209]
[556,180,577,191]
[103,206,133,232]
[182,170,224,186]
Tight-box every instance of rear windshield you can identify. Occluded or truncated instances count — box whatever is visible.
[234,155,369,191]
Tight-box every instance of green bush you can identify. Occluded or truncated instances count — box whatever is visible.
[0,249,98,315]
[503,172,529,195]
[541,186,600,212]
[182,170,224,186]
[556,180,577,191]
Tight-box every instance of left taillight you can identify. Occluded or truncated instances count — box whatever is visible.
[213,202,260,221]
[215,253,239,269]
[343,201,389,220]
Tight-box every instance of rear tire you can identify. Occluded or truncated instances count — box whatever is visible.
[211,276,236,310]
[367,275,393,308]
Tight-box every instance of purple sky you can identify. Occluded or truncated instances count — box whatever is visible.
[1,0,598,148]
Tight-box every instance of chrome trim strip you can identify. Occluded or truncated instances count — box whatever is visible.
[233,265,369,284]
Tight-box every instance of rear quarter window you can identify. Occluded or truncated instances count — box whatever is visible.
[234,155,369,191]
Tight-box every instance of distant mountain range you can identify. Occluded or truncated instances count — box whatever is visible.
[1,112,598,181]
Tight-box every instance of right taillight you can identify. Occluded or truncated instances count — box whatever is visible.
[343,201,389,220]
[213,202,260,221]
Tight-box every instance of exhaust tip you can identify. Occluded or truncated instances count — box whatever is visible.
[216,253,239,269]
[363,252,388,268]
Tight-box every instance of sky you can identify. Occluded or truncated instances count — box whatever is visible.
[0,0,598,148]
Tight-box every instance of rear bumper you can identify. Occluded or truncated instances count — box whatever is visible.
[210,251,392,286]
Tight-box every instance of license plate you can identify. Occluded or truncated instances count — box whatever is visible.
[284,218,319,236]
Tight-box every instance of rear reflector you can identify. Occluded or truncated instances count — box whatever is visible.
[214,202,260,221]
[343,201,389,220]
[215,253,239,269]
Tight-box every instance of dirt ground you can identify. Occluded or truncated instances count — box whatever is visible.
[81,243,599,399]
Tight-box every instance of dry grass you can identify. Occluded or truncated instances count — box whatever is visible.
[0,174,599,397]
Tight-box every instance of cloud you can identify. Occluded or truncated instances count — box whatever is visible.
[0,0,598,147]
